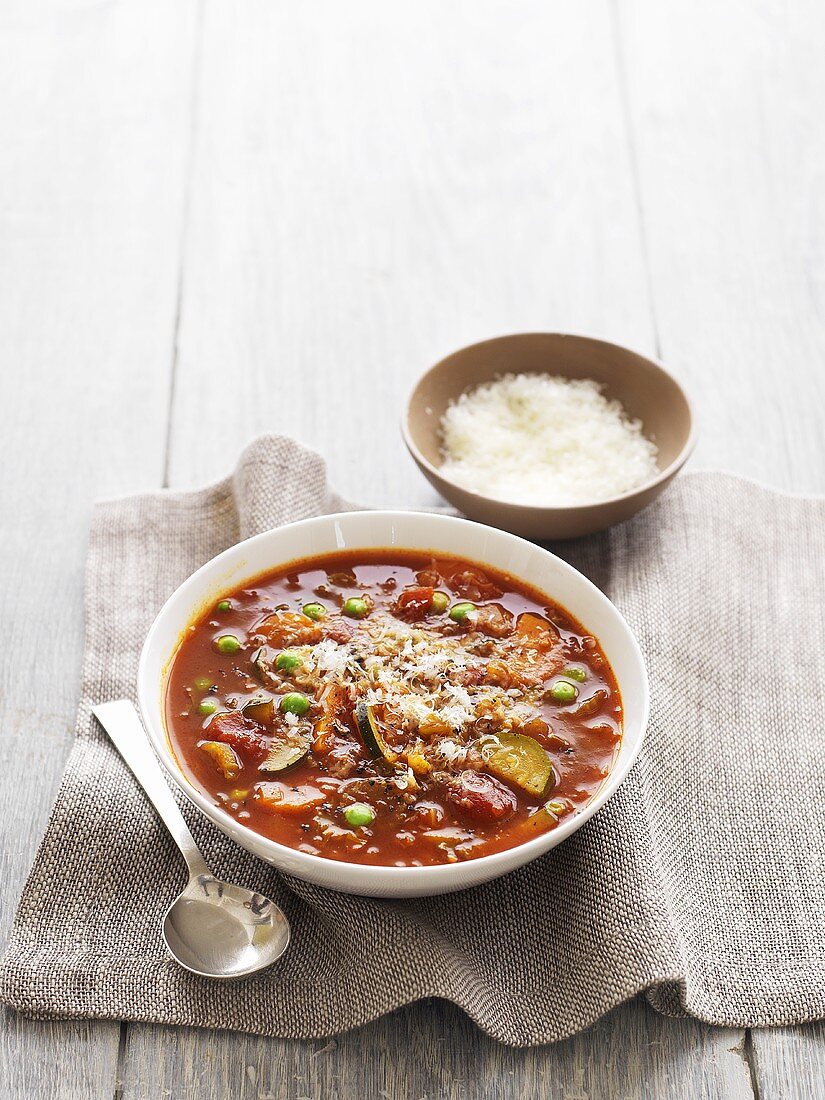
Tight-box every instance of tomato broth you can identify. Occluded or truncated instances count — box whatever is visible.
[165,551,622,867]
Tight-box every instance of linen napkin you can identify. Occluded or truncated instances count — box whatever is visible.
[2,434,824,1046]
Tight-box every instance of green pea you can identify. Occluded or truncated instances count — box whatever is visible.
[303,602,327,621]
[198,698,218,716]
[449,601,476,622]
[430,591,450,614]
[216,599,232,613]
[280,691,310,716]
[275,650,302,673]
[214,634,241,655]
[193,675,213,692]
[549,681,578,704]
[563,666,587,682]
[343,802,376,828]
[343,596,369,619]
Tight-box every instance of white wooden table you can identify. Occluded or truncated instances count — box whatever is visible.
[2,2,824,1095]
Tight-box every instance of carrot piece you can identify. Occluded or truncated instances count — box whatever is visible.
[200,741,242,780]
[255,782,325,816]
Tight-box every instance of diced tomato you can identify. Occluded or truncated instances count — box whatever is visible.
[520,716,551,742]
[208,711,269,766]
[415,564,440,588]
[394,586,435,620]
[324,740,362,778]
[452,665,487,688]
[448,568,502,602]
[255,782,326,815]
[254,610,323,647]
[506,650,566,688]
[503,612,566,686]
[322,616,355,644]
[473,603,515,638]
[585,721,621,747]
[514,611,558,650]
[446,771,518,823]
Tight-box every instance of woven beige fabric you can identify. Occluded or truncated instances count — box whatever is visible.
[1,435,824,1045]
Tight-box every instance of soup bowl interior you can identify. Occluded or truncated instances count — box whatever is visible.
[138,511,648,898]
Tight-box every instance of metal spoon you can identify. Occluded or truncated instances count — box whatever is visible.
[92,699,290,978]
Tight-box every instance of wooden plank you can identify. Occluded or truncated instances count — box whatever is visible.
[616,0,825,1093]
[616,0,825,493]
[0,1019,123,1100]
[9,0,822,1092]
[0,0,200,1095]
[120,998,754,1100]
[123,0,753,1096]
[165,0,657,505]
[751,1026,825,1100]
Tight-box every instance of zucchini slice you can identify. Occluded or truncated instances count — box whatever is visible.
[354,701,392,761]
[242,694,275,726]
[250,645,279,689]
[484,732,555,798]
[259,731,311,773]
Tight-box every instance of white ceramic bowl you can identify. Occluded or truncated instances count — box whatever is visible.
[138,511,648,898]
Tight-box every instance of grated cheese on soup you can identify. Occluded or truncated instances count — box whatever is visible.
[167,549,625,869]
[439,373,659,506]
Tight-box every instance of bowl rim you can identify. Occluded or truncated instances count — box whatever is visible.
[401,330,698,515]
[137,509,649,886]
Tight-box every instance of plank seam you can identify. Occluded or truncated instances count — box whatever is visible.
[162,0,207,490]
[112,1021,128,1100]
[609,0,663,361]
[742,1029,762,1100]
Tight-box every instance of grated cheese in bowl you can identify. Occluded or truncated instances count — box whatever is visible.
[439,372,659,507]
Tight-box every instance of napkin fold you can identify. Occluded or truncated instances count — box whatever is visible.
[2,434,824,1046]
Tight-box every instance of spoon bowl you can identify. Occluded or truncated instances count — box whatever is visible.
[163,874,290,979]
[92,699,290,978]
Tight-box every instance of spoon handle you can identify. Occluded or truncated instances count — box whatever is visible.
[92,699,211,880]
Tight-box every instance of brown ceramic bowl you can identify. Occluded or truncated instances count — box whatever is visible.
[402,333,697,540]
